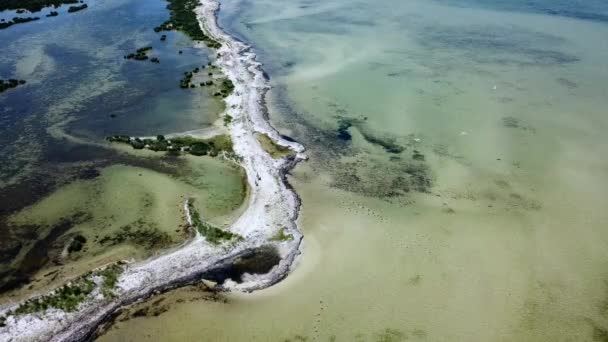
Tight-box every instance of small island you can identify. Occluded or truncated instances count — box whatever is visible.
[123,46,159,63]
[106,134,237,158]
[0,79,26,94]
[0,17,40,30]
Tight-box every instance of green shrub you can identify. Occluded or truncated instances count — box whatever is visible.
[188,200,242,245]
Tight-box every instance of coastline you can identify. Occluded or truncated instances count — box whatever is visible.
[0,0,306,340]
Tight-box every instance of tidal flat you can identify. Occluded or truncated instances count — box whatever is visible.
[101,0,608,340]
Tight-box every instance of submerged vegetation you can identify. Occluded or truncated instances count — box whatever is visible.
[153,0,221,49]
[0,79,26,93]
[106,134,234,158]
[67,234,87,253]
[256,133,295,159]
[187,200,241,245]
[98,220,173,250]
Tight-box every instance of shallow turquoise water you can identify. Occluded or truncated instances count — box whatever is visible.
[100,0,608,341]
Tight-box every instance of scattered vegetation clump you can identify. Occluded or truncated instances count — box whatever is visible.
[0,262,124,324]
[187,200,242,245]
[97,263,123,298]
[180,66,224,89]
[160,34,167,41]
[130,138,145,149]
[256,133,295,159]
[46,10,58,16]
[106,134,234,157]
[153,0,222,49]
[0,0,79,12]
[180,69,195,88]
[223,114,232,126]
[12,277,96,315]
[0,16,39,29]
[218,78,234,97]
[0,79,26,93]
[124,46,153,61]
[67,234,87,253]
[66,3,87,12]
[98,220,173,249]
[269,228,294,242]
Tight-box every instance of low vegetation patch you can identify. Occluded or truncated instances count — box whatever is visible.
[256,133,295,159]
[106,134,234,158]
[269,228,294,242]
[187,200,242,245]
[12,278,96,315]
[223,114,233,126]
[218,78,234,97]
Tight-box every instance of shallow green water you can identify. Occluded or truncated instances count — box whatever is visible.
[100,0,608,340]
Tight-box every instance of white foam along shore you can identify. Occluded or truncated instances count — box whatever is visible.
[0,0,306,340]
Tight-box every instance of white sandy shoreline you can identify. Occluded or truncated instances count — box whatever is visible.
[0,0,305,340]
